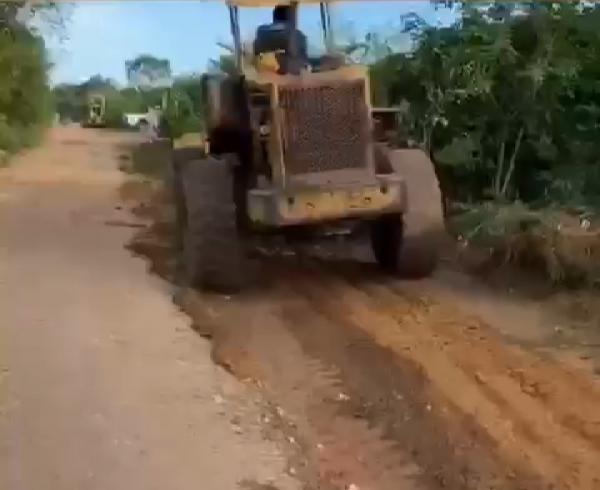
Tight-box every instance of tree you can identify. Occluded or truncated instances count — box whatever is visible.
[0,22,51,153]
[207,43,237,75]
[53,83,84,122]
[0,1,69,154]
[373,1,600,205]
[125,54,172,89]
[207,54,236,75]
[1,2,69,38]
[172,75,203,115]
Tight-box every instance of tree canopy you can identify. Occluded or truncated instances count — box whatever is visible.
[0,8,52,156]
[125,54,172,89]
[367,2,600,209]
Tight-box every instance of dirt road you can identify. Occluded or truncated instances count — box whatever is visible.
[2,127,600,490]
[128,136,600,489]
[0,127,299,490]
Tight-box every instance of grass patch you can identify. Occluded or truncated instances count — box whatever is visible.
[450,202,600,286]
[173,132,205,151]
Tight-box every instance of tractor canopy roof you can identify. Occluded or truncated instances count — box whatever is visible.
[227,0,368,6]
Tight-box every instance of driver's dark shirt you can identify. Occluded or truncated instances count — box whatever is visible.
[254,21,308,74]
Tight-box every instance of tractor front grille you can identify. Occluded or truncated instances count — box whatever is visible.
[278,79,369,175]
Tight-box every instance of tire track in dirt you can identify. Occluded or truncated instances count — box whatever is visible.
[177,286,430,490]
[364,276,600,451]
[123,180,600,490]
[292,263,600,490]
[277,275,535,490]
[175,256,550,490]
[124,207,479,490]
[275,286,435,490]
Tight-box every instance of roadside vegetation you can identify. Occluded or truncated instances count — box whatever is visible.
[361,2,600,284]
[0,4,54,163]
[53,55,203,138]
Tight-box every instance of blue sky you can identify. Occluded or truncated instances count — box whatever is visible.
[45,1,457,85]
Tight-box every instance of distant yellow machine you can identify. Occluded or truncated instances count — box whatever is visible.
[84,94,106,128]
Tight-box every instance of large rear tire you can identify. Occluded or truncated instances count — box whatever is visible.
[370,213,403,271]
[174,155,246,292]
[371,147,444,278]
[170,147,205,251]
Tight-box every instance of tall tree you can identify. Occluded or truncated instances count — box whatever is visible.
[125,54,172,89]
[0,3,53,153]
[373,1,600,203]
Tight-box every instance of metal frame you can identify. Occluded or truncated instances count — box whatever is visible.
[227,3,243,69]
[319,2,329,48]
[319,2,334,51]
[227,0,335,67]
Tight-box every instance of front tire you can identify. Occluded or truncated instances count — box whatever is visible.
[371,148,444,278]
[176,155,247,292]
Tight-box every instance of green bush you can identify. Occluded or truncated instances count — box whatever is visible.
[0,26,51,155]
[104,92,127,128]
[369,3,600,205]
[0,117,20,153]
[451,201,600,285]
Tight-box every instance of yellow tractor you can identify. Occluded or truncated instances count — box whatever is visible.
[84,93,106,128]
[172,0,444,291]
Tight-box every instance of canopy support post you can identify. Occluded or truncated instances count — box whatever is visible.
[320,2,334,52]
[228,3,243,70]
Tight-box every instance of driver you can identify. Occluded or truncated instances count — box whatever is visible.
[254,4,308,74]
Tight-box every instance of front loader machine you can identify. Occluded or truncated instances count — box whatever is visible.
[83,94,106,128]
[172,0,444,291]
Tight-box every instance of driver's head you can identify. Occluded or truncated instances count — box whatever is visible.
[273,4,292,23]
